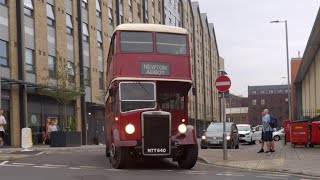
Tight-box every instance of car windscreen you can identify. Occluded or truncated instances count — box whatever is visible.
[156,33,187,55]
[120,82,156,112]
[120,32,153,53]
[237,125,251,131]
[207,123,231,132]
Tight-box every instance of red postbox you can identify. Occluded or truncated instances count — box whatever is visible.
[283,119,291,144]
[310,121,320,147]
[290,122,309,148]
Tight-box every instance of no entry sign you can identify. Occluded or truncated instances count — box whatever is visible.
[215,75,231,92]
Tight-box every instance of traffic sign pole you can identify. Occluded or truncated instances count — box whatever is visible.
[215,75,231,161]
[222,92,227,160]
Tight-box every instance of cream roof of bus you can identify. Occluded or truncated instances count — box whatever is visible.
[114,23,188,35]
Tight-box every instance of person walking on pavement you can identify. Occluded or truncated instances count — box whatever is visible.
[262,109,275,153]
[258,111,265,153]
[0,108,7,147]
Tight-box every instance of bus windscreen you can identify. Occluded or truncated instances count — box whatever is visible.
[120,32,153,53]
[156,33,187,55]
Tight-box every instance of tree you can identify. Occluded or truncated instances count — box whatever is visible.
[39,57,83,131]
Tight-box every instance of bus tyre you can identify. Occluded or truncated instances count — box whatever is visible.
[178,144,198,169]
[110,143,128,169]
[106,147,110,157]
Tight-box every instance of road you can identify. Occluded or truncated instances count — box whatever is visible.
[0,146,319,180]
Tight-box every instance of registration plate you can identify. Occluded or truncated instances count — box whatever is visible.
[210,140,220,144]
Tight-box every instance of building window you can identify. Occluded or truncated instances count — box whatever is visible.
[48,56,56,79]
[128,0,133,23]
[137,2,141,18]
[46,3,55,27]
[68,61,75,83]
[251,90,256,94]
[0,0,7,6]
[277,89,282,93]
[0,40,8,67]
[260,90,265,94]
[97,30,102,48]
[119,15,124,24]
[158,0,161,13]
[84,67,90,86]
[108,7,114,25]
[99,72,103,89]
[261,99,265,105]
[66,14,73,35]
[25,48,34,73]
[268,89,274,94]
[82,0,88,9]
[24,0,34,17]
[82,23,89,42]
[96,0,101,17]
[285,89,288,93]
[285,98,288,102]
[252,99,256,105]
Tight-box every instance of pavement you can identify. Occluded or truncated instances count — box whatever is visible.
[198,140,320,177]
[1,141,320,178]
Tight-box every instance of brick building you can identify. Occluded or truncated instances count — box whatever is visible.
[248,85,289,127]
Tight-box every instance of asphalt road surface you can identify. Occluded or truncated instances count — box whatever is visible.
[0,149,318,180]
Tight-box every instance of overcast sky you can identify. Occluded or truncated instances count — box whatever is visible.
[197,0,320,97]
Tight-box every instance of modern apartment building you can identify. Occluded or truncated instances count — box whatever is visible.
[0,0,221,146]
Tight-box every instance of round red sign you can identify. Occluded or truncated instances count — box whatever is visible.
[215,75,231,92]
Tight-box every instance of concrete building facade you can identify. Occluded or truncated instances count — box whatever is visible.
[295,8,320,120]
[0,0,221,146]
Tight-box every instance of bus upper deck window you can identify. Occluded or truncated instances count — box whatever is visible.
[120,32,153,53]
[156,33,187,55]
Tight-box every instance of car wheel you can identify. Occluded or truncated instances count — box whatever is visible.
[200,143,208,149]
[274,135,280,141]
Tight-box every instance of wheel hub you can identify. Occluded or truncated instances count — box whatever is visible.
[110,143,116,157]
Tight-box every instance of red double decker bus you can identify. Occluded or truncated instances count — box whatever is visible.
[105,24,198,169]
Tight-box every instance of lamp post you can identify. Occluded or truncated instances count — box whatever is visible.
[270,20,291,121]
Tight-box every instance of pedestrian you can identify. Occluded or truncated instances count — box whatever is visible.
[0,108,7,147]
[46,120,58,144]
[262,109,275,153]
[257,111,265,153]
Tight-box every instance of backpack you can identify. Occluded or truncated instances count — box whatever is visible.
[269,115,278,129]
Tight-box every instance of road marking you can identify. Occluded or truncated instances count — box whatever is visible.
[12,163,35,166]
[106,168,123,171]
[34,166,59,169]
[178,170,207,175]
[216,173,244,177]
[256,176,288,179]
[69,167,81,170]
[0,161,9,165]
[260,174,290,177]
[42,164,68,167]
[35,152,45,156]
[0,164,24,167]
[79,166,98,169]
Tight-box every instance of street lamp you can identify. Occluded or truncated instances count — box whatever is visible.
[270,20,292,121]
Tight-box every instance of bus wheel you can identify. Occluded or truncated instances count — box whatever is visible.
[110,143,128,169]
[178,144,198,169]
[106,147,110,157]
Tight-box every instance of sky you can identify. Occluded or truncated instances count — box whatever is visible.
[197,0,320,97]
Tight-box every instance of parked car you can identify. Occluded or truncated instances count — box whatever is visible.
[253,125,263,142]
[201,122,240,149]
[236,124,260,144]
[273,128,285,141]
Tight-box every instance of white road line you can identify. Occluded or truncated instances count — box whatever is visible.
[178,171,207,175]
[106,168,123,171]
[42,164,68,167]
[12,163,35,166]
[34,166,59,169]
[35,152,45,156]
[0,164,24,167]
[256,176,288,179]
[261,174,290,177]
[216,173,244,177]
[0,161,9,165]
[68,167,81,170]
[79,166,100,169]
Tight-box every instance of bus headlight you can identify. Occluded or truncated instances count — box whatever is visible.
[226,135,231,140]
[125,124,135,135]
[178,124,187,134]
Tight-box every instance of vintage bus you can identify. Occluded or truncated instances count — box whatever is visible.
[105,24,198,169]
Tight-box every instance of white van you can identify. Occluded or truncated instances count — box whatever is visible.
[236,124,261,144]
